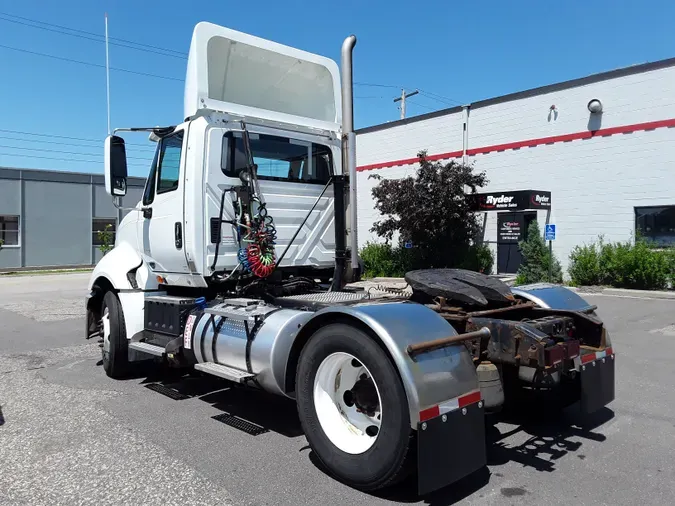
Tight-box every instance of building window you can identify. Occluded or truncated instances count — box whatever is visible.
[635,206,675,246]
[0,215,19,246]
[93,218,117,246]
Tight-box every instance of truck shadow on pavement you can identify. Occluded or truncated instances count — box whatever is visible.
[137,366,305,437]
[132,364,614,505]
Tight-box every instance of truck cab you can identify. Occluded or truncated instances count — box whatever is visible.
[107,22,347,289]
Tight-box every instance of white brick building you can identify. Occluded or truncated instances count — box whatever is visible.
[355,57,675,275]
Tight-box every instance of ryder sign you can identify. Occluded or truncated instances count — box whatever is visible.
[470,190,551,211]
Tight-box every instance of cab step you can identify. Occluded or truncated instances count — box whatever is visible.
[129,341,165,357]
[194,362,255,383]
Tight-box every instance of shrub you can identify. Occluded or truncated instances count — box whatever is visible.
[359,241,493,278]
[369,150,488,269]
[359,242,405,278]
[458,243,495,275]
[568,242,601,286]
[568,237,674,290]
[97,224,115,256]
[515,221,563,285]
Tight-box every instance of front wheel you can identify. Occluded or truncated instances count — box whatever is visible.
[296,323,414,491]
[101,291,129,379]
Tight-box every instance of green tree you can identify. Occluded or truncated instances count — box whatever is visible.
[516,221,563,284]
[369,150,489,270]
[97,224,115,256]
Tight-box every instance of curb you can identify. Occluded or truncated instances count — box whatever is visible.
[577,287,675,300]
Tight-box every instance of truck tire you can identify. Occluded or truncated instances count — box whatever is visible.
[296,323,414,491]
[101,291,129,379]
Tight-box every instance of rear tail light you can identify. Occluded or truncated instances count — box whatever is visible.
[564,340,580,359]
[545,345,565,366]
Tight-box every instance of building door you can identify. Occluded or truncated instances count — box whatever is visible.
[497,212,537,274]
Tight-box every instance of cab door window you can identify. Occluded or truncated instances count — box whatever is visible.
[157,132,184,194]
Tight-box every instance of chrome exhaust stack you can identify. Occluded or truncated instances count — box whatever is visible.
[341,35,359,280]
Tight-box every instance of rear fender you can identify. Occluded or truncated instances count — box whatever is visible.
[512,283,613,353]
[294,301,479,429]
[511,283,595,311]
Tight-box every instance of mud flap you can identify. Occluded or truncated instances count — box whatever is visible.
[417,401,487,496]
[580,354,615,414]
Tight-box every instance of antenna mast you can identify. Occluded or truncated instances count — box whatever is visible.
[105,13,111,135]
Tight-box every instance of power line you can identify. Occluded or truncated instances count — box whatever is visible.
[356,81,461,106]
[0,44,184,82]
[0,12,187,59]
[0,129,156,148]
[0,153,148,166]
[417,89,461,106]
[0,134,155,151]
[407,100,436,111]
[354,81,401,89]
[0,144,154,161]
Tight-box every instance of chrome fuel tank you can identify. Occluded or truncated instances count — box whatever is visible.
[189,300,313,396]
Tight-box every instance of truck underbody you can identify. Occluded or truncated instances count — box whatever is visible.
[86,267,615,495]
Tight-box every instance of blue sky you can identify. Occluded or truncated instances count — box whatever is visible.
[1,0,674,176]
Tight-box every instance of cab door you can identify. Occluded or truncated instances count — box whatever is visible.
[137,126,189,273]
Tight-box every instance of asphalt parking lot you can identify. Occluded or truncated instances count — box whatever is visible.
[1,273,674,506]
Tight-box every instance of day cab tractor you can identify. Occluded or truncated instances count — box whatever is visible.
[85,22,615,495]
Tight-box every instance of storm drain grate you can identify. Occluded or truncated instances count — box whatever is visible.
[212,413,269,436]
[145,383,191,400]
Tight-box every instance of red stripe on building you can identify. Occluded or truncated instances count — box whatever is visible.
[356,118,675,172]
[357,150,463,172]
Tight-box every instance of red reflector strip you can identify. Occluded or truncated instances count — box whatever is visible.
[606,347,613,355]
[419,406,440,422]
[581,353,596,364]
[458,390,482,408]
[419,390,482,423]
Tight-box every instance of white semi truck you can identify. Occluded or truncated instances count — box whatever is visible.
[86,22,615,495]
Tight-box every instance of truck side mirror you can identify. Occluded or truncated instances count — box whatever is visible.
[104,135,128,197]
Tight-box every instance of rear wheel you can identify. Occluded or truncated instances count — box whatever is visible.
[296,323,414,491]
[101,291,129,379]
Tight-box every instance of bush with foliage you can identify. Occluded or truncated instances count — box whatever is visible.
[360,242,405,278]
[515,221,563,285]
[458,243,495,275]
[360,241,495,279]
[568,236,674,289]
[367,150,489,272]
[97,224,115,256]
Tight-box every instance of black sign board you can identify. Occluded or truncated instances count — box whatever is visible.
[497,213,524,243]
[470,190,551,211]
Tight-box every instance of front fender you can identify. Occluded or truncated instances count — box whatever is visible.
[306,301,479,428]
[87,242,143,291]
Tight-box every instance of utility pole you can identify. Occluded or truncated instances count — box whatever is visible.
[394,89,419,119]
